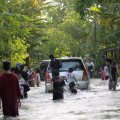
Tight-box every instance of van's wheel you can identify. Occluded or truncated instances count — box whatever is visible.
[45,82,47,93]
[45,89,47,93]
[88,86,91,90]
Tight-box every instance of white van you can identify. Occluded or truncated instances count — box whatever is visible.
[45,57,90,92]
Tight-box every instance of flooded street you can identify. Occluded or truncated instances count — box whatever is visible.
[1,79,120,120]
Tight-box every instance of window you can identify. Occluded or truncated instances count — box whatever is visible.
[48,59,84,71]
[60,60,84,71]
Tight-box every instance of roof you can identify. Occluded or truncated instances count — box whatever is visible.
[101,46,120,52]
[60,57,83,60]
[42,60,50,61]
[41,57,83,62]
[41,60,50,63]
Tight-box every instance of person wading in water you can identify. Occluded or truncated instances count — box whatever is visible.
[106,59,118,90]
[0,61,21,117]
[49,54,61,79]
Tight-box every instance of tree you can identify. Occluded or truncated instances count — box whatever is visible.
[0,0,46,67]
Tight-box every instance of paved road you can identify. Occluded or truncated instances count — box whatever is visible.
[1,79,120,120]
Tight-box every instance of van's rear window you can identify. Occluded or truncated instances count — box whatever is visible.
[48,59,84,71]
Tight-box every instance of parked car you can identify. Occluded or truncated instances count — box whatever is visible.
[45,57,89,92]
[39,60,50,81]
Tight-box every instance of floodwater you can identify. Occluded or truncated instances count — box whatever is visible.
[1,79,120,120]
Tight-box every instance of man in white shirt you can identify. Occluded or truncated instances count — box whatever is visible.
[88,59,94,78]
[66,68,77,93]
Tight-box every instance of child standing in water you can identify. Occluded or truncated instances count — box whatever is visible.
[99,66,105,80]
[66,68,77,94]
[99,65,109,81]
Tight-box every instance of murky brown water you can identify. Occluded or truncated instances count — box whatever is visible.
[1,79,120,120]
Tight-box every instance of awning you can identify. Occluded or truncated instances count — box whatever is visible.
[101,46,120,52]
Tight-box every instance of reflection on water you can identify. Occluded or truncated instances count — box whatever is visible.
[1,79,120,120]
[0,116,21,120]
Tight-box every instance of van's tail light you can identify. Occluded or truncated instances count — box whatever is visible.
[45,71,51,81]
[82,68,89,80]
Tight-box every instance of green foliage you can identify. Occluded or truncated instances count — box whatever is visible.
[9,39,29,65]
[0,0,120,74]
[0,0,46,67]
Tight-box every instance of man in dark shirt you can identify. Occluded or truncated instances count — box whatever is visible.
[106,58,118,90]
[49,54,61,79]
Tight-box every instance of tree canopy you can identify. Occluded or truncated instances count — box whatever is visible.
[0,0,119,70]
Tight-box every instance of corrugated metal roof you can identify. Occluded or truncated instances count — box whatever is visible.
[101,46,120,52]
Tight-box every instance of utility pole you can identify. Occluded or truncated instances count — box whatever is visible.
[94,16,97,45]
